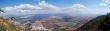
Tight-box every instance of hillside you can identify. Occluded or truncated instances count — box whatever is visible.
[0,18,20,31]
[75,13,110,31]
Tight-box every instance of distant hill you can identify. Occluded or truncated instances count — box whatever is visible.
[75,13,110,31]
[0,18,20,31]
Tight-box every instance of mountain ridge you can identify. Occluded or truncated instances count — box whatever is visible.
[75,13,110,31]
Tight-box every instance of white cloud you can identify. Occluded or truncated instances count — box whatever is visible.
[99,0,110,14]
[37,1,60,10]
[59,4,88,15]
[103,0,110,3]
[1,1,61,17]
[1,0,106,18]
[100,0,110,6]
[71,4,88,11]
[1,4,37,17]
[100,3,109,6]
[72,4,87,9]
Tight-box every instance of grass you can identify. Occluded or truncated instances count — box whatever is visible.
[0,18,20,31]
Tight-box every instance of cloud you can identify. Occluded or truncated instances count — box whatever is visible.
[100,3,109,6]
[1,4,37,17]
[103,0,110,3]
[71,4,88,11]
[72,4,87,9]
[61,4,91,15]
[1,1,61,17]
[37,1,60,10]
[99,0,110,14]
[100,0,110,6]
[1,0,105,18]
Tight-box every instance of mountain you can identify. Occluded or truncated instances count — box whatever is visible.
[75,13,110,31]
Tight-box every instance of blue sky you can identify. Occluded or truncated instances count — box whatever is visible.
[0,0,104,8]
[46,0,102,7]
[0,0,36,8]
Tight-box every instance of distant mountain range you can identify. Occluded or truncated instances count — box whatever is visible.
[14,14,98,23]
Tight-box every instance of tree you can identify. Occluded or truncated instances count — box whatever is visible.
[99,13,110,31]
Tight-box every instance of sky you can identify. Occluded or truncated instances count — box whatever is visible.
[0,0,106,8]
[0,0,110,18]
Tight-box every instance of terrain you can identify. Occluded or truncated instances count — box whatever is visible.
[75,13,110,31]
[0,18,20,31]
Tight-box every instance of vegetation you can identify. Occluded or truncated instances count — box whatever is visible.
[75,13,110,31]
[99,13,110,31]
[0,18,20,31]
